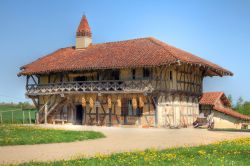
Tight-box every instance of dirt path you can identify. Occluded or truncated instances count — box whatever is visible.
[0,125,249,165]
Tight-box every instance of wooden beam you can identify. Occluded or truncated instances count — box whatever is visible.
[152,96,158,127]
[26,76,30,90]
[82,106,86,125]
[44,103,48,124]
[31,97,39,110]
[31,75,38,84]
[96,98,99,125]
[109,108,112,126]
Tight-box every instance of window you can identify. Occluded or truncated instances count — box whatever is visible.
[136,107,143,116]
[132,69,136,80]
[143,68,150,78]
[169,71,173,80]
[112,70,120,80]
[74,76,87,82]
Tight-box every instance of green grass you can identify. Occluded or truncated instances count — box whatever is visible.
[210,128,250,132]
[0,105,36,124]
[0,125,105,146]
[19,137,250,166]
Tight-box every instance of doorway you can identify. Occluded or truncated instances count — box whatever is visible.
[75,105,84,124]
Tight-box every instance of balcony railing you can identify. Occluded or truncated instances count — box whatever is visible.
[26,80,154,96]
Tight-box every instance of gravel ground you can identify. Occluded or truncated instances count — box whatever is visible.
[0,124,249,165]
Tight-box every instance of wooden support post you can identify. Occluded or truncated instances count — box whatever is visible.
[26,76,30,90]
[36,111,39,124]
[22,111,25,124]
[12,111,14,124]
[29,111,31,124]
[152,96,158,127]
[84,106,87,125]
[96,97,99,125]
[96,106,99,125]
[44,104,48,124]
[138,108,142,126]
[109,108,112,126]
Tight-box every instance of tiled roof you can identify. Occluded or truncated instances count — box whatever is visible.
[213,106,250,120]
[200,92,250,120]
[199,92,224,105]
[19,37,233,76]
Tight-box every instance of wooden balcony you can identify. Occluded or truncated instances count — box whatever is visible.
[26,80,154,96]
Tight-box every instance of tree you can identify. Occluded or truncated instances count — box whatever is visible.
[236,97,244,109]
[227,94,233,107]
[242,101,250,116]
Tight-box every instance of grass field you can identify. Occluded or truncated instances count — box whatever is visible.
[0,105,36,124]
[19,137,250,166]
[0,125,105,146]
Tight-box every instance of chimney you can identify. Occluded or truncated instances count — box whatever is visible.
[76,15,92,49]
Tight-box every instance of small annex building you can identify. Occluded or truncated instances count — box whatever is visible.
[199,92,250,129]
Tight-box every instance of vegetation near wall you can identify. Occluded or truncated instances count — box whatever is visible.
[228,95,250,116]
[0,102,36,110]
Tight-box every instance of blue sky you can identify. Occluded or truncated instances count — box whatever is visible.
[0,0,249,103]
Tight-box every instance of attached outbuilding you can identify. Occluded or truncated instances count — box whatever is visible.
[199,92,250,129]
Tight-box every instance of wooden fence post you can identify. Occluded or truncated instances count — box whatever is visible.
[29,111,31,124]
[0,112,2,124]
[12,111,14,124]
[36,112,39,124]
[22,111,25,124]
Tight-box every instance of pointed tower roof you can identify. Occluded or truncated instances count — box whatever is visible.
[76,15,91,37]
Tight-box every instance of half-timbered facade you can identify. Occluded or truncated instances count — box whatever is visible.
[18,15,233,128]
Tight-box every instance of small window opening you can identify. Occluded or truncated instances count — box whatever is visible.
[132,69,136,80]
[169,71,173,80]
[143,68,150,78]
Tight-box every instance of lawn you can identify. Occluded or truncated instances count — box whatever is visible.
[0,105,36,124]
[20,137,250,166]
[0,125,105,146]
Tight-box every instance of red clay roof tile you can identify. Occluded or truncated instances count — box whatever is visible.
[200,92,250,120]
[76,15,91,37]
[19,37,233,76]
[199,92,224,105]
[213,106,250,120]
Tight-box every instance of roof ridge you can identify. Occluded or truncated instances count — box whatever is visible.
[92,37,151,46]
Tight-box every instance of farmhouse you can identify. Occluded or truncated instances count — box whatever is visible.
[18,15,247,128]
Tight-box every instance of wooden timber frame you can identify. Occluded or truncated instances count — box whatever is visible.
[26,64,205,127]
[31,92,159,127]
